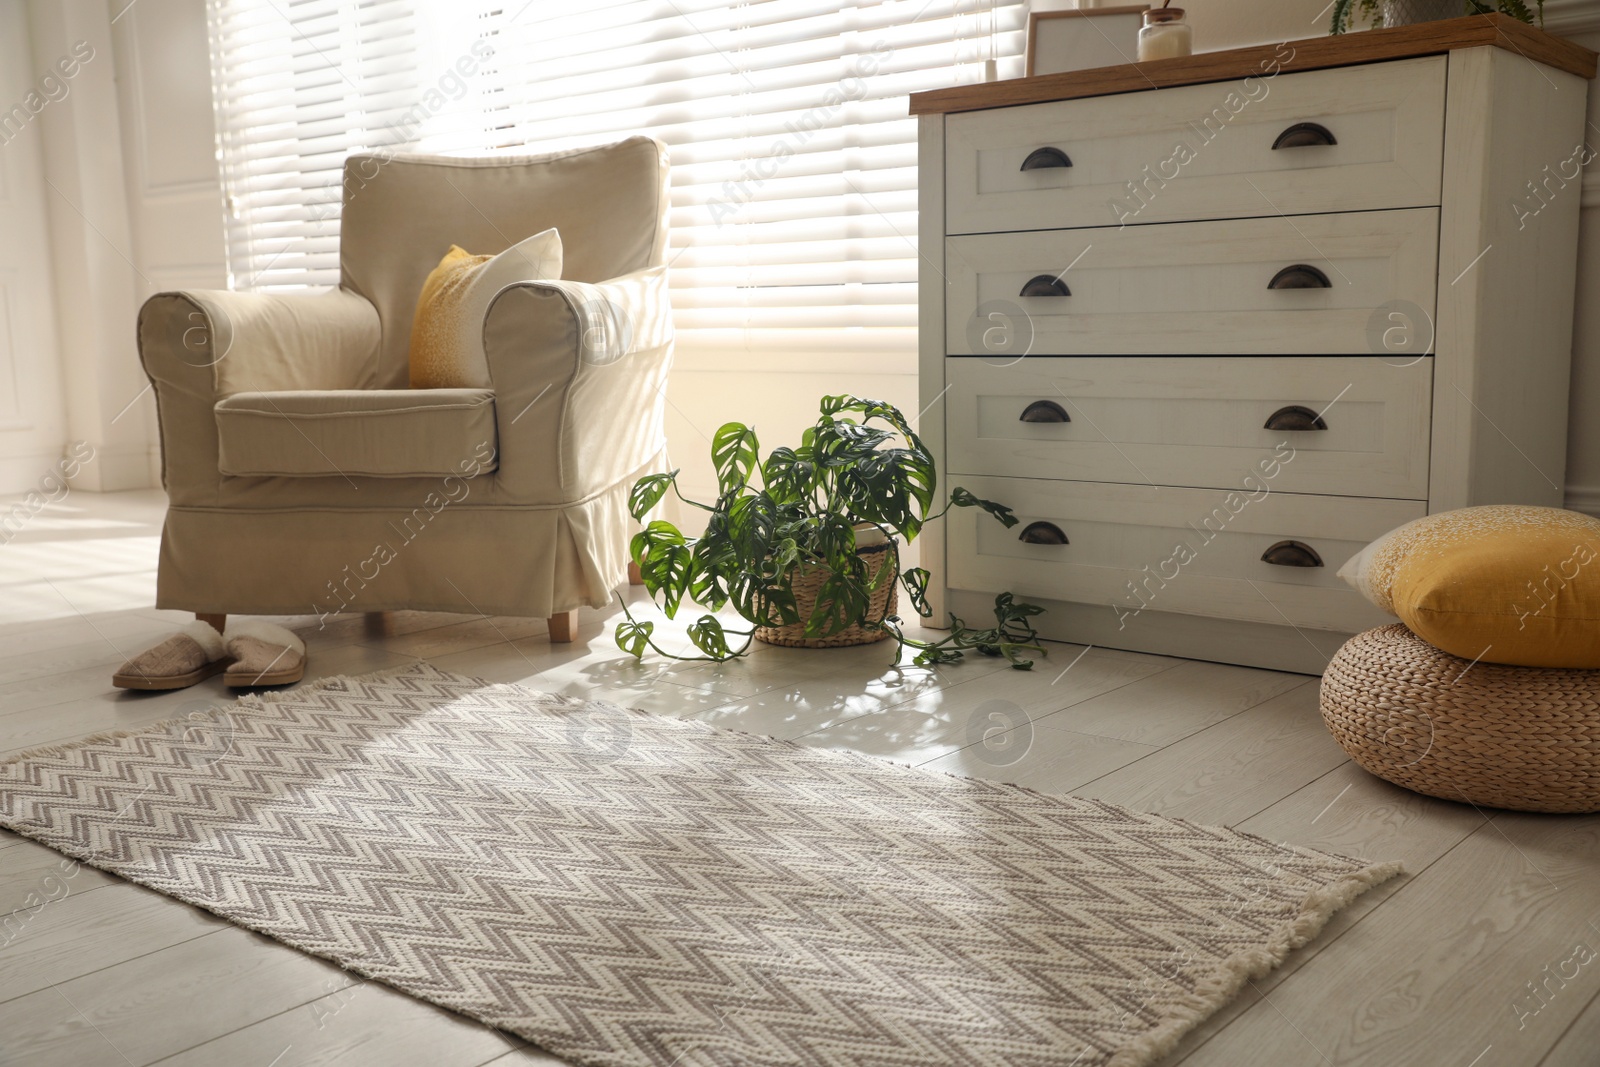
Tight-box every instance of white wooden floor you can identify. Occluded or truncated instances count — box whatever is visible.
[0,489,1596,1067]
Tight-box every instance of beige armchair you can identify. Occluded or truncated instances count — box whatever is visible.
[138,137,673,641]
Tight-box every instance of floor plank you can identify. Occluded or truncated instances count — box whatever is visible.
[1540,986,1600,1067]
[1160,761,1492,1063]
[790,645,1182,765]
[476,1045,572,1065]
[921,723,1157,794]
[1037,658,1307,747]
[0,989,130,1067]
[0,883,226,1003]
[1074,681,1347,825]
[1177,813,1600,1066]
[0,838,119,917]
[147,979,520,1067]
[10,927,352,1066]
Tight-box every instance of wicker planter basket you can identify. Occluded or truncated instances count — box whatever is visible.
[1321,625,1600,814]
[754,540,898,649]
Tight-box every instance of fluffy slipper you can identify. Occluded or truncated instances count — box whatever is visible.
[223,621,306,688]
[112,620,230,691]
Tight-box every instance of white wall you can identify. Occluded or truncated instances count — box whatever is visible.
[109,0,228,487]
[110,0,227,298]
[0,0,69,494]
[69,0,1600,520]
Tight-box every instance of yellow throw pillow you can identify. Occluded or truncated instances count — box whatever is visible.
[409,228,562,389]
[1338,505,1600,668]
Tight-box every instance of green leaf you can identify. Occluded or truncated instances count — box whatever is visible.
[725,493,778,565]
[810,515,864,579]
[901,567,932,617]
[729,570,800,628]
[818,394,857,417]
[806,570,871,638]
[687,516,737,611]
[949,487,1020,529]
[830,422,896,448]
[761,447,816,506]
[614,617,654,659]
[627,471,678,522]
[630,521,692,618]
[913,644,964,667]
[711,422,760,494]
[687,615,736,660]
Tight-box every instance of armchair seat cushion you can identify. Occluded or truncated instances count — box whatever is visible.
[215,389,499,478]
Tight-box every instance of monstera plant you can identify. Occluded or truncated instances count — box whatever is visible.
[616,395,1045,669]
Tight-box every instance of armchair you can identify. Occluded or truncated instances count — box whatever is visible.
[138,137,674,640]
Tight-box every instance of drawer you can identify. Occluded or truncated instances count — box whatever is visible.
[946,356,1432,500]
[945,56,1445,235]
[947,475,1421,633]
[945,209,1438,356]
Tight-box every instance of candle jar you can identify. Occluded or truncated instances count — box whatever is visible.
[1138,8,1192,62]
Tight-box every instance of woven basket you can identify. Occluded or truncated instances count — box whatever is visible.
[1321,625,1600,813]
[753,540,898,649]
[1380,0,1462,26]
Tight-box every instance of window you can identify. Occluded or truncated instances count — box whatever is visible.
[208,0,1027,358]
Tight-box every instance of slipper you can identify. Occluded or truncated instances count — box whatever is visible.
[223,621,307,688]
[112,620,230,691]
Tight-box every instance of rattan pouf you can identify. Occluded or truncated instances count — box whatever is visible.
[1321,625,1600,813]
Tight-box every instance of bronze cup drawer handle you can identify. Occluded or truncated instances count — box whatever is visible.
[1020,400,1070,423]
[1019,521,1070,546]
[1272,122,1338,149]
[1261,540,1324,568]
[1263,405,1328,431]
[1020,275,1071,298]
[1020,146,1073,170]
[1268,264,1333,290]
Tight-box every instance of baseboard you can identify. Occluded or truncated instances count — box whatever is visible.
[0,451,65,495]
[948,589,1347,676]
[1565,485,1600,516]
[68,443,158,492]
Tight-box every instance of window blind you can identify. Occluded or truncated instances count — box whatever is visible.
[208,0,1028,356]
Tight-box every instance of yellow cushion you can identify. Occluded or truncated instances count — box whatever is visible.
[1338,505,1600,668]
[408,229,562,389]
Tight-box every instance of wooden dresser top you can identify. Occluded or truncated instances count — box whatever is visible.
[908,13,1597,115]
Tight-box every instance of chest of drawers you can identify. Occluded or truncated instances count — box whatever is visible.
[910,18,1597,673]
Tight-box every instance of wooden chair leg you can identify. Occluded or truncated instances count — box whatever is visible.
[196,612,226,633]
[363,611,389,637]
[548,611,574,643]
[628,561,644,586]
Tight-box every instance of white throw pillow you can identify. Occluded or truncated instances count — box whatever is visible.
[409,227,563,389]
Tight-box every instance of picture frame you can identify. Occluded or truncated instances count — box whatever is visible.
[1025,6,1151,78]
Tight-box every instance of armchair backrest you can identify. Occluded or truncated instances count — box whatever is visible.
[339,136,670,388]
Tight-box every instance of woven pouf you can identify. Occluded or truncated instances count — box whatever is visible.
[1321,625,1600,813]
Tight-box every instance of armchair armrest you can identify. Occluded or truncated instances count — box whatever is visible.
[139,288,381,504]
[482,266,673,504]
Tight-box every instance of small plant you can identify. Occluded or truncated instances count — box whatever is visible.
[616,395,1046,669]
[1331,0,1543,34]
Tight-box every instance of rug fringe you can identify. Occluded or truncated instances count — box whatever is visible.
[1104,859,1405,1067]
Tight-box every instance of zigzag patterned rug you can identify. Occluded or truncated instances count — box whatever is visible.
[0,664,1398,1067]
